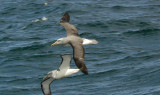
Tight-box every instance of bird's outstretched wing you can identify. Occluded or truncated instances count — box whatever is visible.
[58,54,72,71]
[41,78,54,95]
[70,41,88,75]
[60,12,79,36]
[60,12,88,75]
[60,12,70,23]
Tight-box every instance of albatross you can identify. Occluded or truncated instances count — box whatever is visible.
[41,54,80,95]
[51,12,98,75]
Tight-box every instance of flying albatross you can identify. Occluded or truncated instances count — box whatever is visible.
[41,54,80,95]
[51,12,98,75]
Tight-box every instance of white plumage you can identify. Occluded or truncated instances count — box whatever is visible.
[41,54,80,95]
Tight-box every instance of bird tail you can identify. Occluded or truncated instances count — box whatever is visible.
[82,38,98,45]
[91,39,98,44]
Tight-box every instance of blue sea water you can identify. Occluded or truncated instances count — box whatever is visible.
[0,0,160,95]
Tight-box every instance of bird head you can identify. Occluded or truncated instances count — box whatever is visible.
[51,38,68,46]
[43,70,57,81]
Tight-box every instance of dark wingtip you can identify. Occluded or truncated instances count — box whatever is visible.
[60,12,70,23]
[83,70,88,75]
[81,66,88,75]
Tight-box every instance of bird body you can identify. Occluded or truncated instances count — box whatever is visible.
[41,54,80,95]
[51,12,98,75]
[41,12,98,95]
[52,37,98,46]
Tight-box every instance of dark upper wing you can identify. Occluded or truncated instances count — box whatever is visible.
[41,78,54,95]
[60,12,79,36]
[60,12,70,23]
[70,40,88,75]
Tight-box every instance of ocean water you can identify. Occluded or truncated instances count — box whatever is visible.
[0,0,160,95]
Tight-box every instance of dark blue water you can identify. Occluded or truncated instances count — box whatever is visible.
[0,0,160,95]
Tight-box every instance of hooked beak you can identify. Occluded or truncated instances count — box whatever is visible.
[51,41,58,46]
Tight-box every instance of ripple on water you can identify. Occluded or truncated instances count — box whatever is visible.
[1,0,160,95]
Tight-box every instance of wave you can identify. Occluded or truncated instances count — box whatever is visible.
[0,36,43,41]
[122,28,160,36]
[79,21,108,28]
[80,32,101,38]
[112,53,160,64]
[9,44,46,52]
[95,49,160,69]
[111,5,132,10]
[110,4,160,10]
[7,40,54,52]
